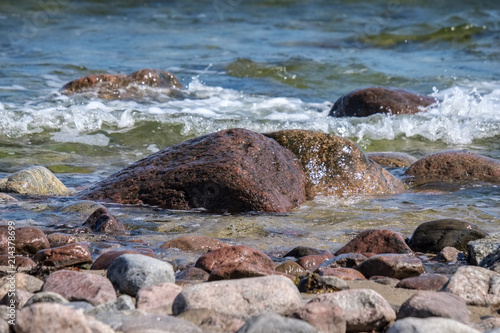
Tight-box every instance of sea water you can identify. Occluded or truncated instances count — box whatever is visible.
[0,0,499,257]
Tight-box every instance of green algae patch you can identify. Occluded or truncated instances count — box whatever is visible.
[48,165,94,174]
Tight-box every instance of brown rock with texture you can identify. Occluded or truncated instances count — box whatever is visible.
[336,229,412,255]
[275,261,307,278]
[316,253,368,270]
[397,291,471,324]
[329,87,435,117]
[16,303,93,333]
[292,302,347,333]
[42,270,116,306]
[90,248,155,270]
[77,128,306,213]
[208,262,275,281]
[367,152,418,168]
[265,130,404,198]
[82,207,126,232]
[0,227,49,255]
[405,150,500,186]
[396,273,449,291]
[317,267,367,280]
[356,254,424,279]
[46,233,77,248]
[33,242,92,267]
[195,245,274,273]
[60,68,183,99]
[0,255,36,269]
[409,219,487,253]
[296,252,334,271]
[161,235,229,252]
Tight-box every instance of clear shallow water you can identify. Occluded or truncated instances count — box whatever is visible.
[1,0,499,257]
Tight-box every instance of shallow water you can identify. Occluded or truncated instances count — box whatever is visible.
[1,0,499,259]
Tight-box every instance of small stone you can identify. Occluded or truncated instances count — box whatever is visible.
[356,254,424,279]
[208,262,275,281]
[444,266,500,307]
[296,252,334,271]
[367,152,418,168]
[135,282,182,315]
[397,291,470,324]
[468,233,500,265]
[0,255,36,269]
[47,233,77,248]
[83,207,126,233]
[195,245,275,273]
[336,229,412,255]
[173,275,303,320]
[409,219,487,253]
[308,288,396,332]
[175,267,210,281]
[16,303,92,333]
[396,273,449,291]
[43,270,117,306]
[317,267,367,280]
[0,166,71,196]
[316,253,367,270]
[284,246,323,258]
[370,276,400,287]
[24,291,69,307]
[90,248,155,270]
[85,295,135,316]
[106,254,175,297]
[435,247,463,263]
[236,314,318,333]
[275,261,307,278]
[298,273,349,294]
[160,235,228,252]
[1,227,50,255]
[387,317,481,333]
[0,288,33,309]
[292,302,346,333]
[329,87,435,117]
[405,150,500,186]
[33,242,93,267]
[121,314,202,333]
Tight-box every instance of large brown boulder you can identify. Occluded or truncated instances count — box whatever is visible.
[265,130,404,198]
[60,68,183,99]
[405,150,500,186]
[77,128,306,213]
[329,87,436,117]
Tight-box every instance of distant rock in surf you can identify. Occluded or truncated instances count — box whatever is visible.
[60,68,183,99]
[0,166,71,196]
[329,87,436,117]
[404,150,500,186]
[265,129,405,198]
[77,128,306,213]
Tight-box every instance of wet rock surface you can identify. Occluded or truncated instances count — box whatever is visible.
[0,166,71,196]
[160,235,229,252]
[366,152,418,168]
[265,130,404,198]
[409,219,488,253]
[336,229,412,255]
[329,87,436,117]
[77,128,306,213]
[195,245,275,273]
[405,150,500,186]
[33,242,93,267]
[296,252,334,270]
[1,227,50,256]
[82,207,126,233]
[356,254,424,279]
[106,253,175,297]
[42,270,117,306]
[60,68,183,99]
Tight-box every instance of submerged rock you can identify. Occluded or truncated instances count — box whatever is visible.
[0,166,71,196]
[405,150,500,186]
[60,68,183,99]
[265,130,404,198]
[366,152,418,168]
[160,235,229,252]
[82,207,126,233]
[329,87,436,117]
[409,219,487,253]
[78,128,306,213]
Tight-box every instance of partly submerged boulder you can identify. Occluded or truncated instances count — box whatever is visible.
[265,130,404,198]
[329,87,436,117]
[77,128,306,213]
[405,150,500,186]
[60,68,183,99]
[0,166,71,196]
